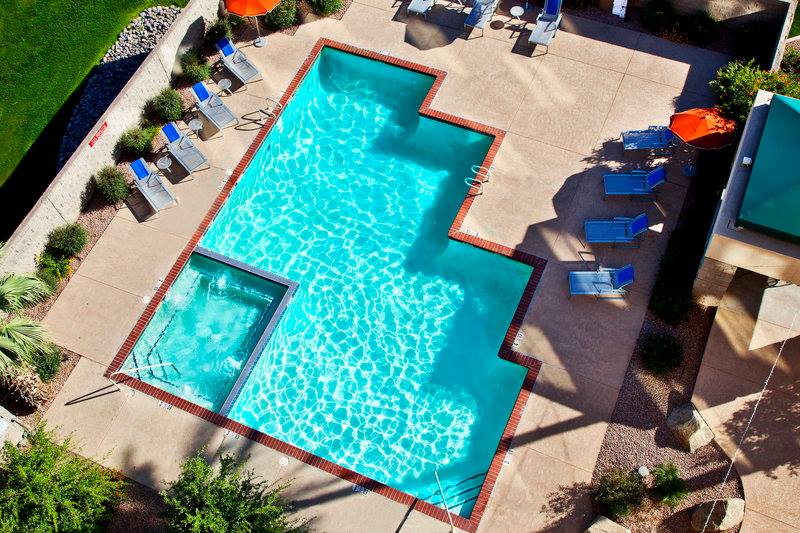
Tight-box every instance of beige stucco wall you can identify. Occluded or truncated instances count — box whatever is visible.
[0,0,219,275]
[706,233,800,284]
[626,0,790,21]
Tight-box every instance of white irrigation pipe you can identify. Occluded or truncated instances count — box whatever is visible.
[700,312,796,532]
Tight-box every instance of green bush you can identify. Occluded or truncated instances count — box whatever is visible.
[31,344,62,382]
[117,126,156,157]
[205,17,233,44]
[94,166,129,204]
[593,468,646,519]
[264,0,297,30]
[47,223,88,257]
[711,59,800,125]
[684,10,719,44]
[781,47,800,76]
[651,462,689,507]
[641,0,677,34]
[149,87,184,122]
[180,49,211,82]
[161,451,299,533]
[38,252,72,281]
[309,0,342,16]
[640,331,683,375]
[37,267,60,292]
[0,425,125,532]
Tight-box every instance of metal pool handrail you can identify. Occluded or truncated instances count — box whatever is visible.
[108,362,178,390]
[434,469,455,533]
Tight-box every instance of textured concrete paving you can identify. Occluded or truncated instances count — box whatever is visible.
[42,2,728,530]
[693,272,800,533]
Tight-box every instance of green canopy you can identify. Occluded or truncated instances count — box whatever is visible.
[737,94,800,242]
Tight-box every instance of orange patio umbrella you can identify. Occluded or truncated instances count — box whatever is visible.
[226,0,282,47]
[668,107,736,150]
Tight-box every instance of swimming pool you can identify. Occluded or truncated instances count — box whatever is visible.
[124,46,533,517]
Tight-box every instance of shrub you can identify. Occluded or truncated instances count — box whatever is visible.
[684,10,719,45]
[180,49,211,82]
[161,451,298,532]
[149,87,184,122]
[0,364,47,408]
[117,126,156,157]
[37,267,60,292]
[31,344,62,382]
[652,462,689,507]
[47,223,88,257]
[0,425,125,531]
[781,47,800,76]
[264,0,297,30]
[711,59,800,125]
[641,0,677,34]
[640,331,683,375]
[593,468,646,519]
[94,166,130,204]
[205,17,233,44]
[38,252,72,281]
[309,0,342,16]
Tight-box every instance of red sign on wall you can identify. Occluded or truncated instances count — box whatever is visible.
[89,121,108,147]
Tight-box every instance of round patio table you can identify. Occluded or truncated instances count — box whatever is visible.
[188,118,203,137]
[217,78,232,95]
[510,5,525,21]
[156,156,172,173]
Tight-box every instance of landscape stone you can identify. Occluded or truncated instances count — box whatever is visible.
[585,515,631,533]
[691,499,745,531]
[666,403,715,453]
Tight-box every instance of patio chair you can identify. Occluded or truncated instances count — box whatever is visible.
[215,37,261,85]
[465,0,500,36]
[569,264,634,298]
[584,213,649,247]
[408,0,435,17]
[603,166,666,198]
[528,0,562,51]
[129,158,177,213]
[190,81,238,131]
[622,125,675,155]
[161,122,209,174]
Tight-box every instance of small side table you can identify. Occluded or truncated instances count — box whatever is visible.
[217,78,232,95]
[156,156,172,173]
[188,118,203,137]
[510,5,525,24]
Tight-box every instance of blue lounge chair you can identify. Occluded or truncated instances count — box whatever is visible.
[190,82,238,131]
[161,122,208,174]
[408,0,434,17]
[465,0,499,36]
[603,166,666,198]
[528,0,562,51]
[622,126,675,155]
[569,264,634,298]
[585,213,649,247]
[215,38,261,85]
[130,158,177,213]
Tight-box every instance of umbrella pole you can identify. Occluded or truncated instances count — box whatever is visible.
[254,16,266,47]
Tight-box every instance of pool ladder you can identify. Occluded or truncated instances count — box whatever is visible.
[108,362,178,390]
[464,165,495,195]
[260,94,284,119]
[434,469,455,533]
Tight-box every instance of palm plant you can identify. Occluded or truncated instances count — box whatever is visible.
[0,316,51,374]
[0,274,52,313]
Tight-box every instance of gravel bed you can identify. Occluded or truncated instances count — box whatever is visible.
[592,306,744,532]
[107,479,168,533]
[57,6,182,169]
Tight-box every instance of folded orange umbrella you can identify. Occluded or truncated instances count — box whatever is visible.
[226,0,281,47]
[668,107,736,150]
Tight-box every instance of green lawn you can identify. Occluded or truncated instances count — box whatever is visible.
[0,0,188,187]
[792,3,800,38]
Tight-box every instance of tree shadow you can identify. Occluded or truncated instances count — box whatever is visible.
[538,481,593,531]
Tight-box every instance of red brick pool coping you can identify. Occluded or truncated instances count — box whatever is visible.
[106,38,547,532]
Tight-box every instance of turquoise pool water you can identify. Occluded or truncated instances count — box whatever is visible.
[125,252,290,411]
[132,48,533,516]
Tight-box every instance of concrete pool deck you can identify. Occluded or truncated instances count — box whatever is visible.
[42,3,727,531]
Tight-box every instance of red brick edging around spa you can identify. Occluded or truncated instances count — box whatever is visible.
[105,38,547,532]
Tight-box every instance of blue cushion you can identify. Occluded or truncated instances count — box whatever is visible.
[161,122,181,143]
[192,82,210,103]
[216,37,236,58]
[629,213,649,236]
[130,158,149,180]
[544,0,561,17]
[646,166,666,189]
[610,265,635,289]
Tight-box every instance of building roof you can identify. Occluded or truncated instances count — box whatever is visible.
[736,94,800,242]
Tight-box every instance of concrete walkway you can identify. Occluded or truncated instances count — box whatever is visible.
[693,272,800,533]
[42,2,728,531]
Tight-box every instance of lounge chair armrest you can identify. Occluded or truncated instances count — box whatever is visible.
[612,217,632,221]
